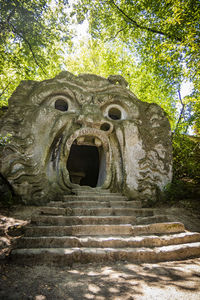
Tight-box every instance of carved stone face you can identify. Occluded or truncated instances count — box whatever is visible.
[0,72,172,203]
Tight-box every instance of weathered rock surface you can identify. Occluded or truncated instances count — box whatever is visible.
[0,72,172,204]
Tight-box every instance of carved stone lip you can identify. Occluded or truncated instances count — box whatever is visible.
[65,127,110,153]
[61,127,112,189]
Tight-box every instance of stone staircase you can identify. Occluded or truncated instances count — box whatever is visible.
[11,189,200,265]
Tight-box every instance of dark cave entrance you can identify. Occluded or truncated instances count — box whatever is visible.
[67,144,101,187]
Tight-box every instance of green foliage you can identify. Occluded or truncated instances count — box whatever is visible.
[0,133,12,146]
[72,0,200,133]
[1,0,199,134]
[164,180,194,202]
[0,0,70,106]
[161,134,200,205]
[173,134,200,183]
[65,38,177,125]
[163,177,200,212]
[74,0,200,81]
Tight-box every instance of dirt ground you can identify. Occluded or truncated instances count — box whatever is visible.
[0,205,200,300]
[0,259,200,300]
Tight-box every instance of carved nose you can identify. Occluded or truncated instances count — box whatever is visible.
[76,115,113,134]
[100,121,113,134]
[76,114,98,127]
[76,104,103,126]
[76,104,113,133]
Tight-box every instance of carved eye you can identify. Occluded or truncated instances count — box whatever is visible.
[55,99,68,111]
[108,107,122,120]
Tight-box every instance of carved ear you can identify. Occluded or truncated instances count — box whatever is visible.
[8,80,39,107]
[55,71,76,81]
[145,103,165,118]
[107,75,128,88]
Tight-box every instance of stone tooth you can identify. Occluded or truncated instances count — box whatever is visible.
[95,138,102,147]
[77,136,85,145]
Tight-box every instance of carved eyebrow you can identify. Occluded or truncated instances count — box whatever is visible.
[99,98,130,111]
[96,92,133,107]
[39,92,78,107]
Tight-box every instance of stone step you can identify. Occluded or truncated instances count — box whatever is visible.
[48,200,142,209]
[31,215,137,226]
[24,222,185,237]
[131,222,185,235]
[39,207,154,217]
[40,207,66,215]
[24,224,134,237]
[71,188,121,196]
[15,232,200,249]
[136,215,169,225]
[11,242,200,265]
[63,195,128,202]
[31,214,168,226]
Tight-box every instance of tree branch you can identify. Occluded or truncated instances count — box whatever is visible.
[0,82,11,99]
[173,90,185,136]
[112,26,127,39]
[20,34,47,75]
[109,0,182,42]
[10,24,47,75]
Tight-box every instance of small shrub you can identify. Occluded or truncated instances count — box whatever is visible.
[0,133,12,146]
[173,133,200,183]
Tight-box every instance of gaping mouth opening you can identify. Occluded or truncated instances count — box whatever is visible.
[66,136,106,187]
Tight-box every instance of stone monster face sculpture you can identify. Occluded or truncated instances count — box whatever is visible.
[0,72,172,203]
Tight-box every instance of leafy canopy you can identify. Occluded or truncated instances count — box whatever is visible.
[72,0,200,133]
[65,38,176,124]
[0,0,70,105]
[0,0,199,133]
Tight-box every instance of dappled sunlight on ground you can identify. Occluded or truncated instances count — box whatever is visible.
[0,206,200,299]
[0,259,200,299]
